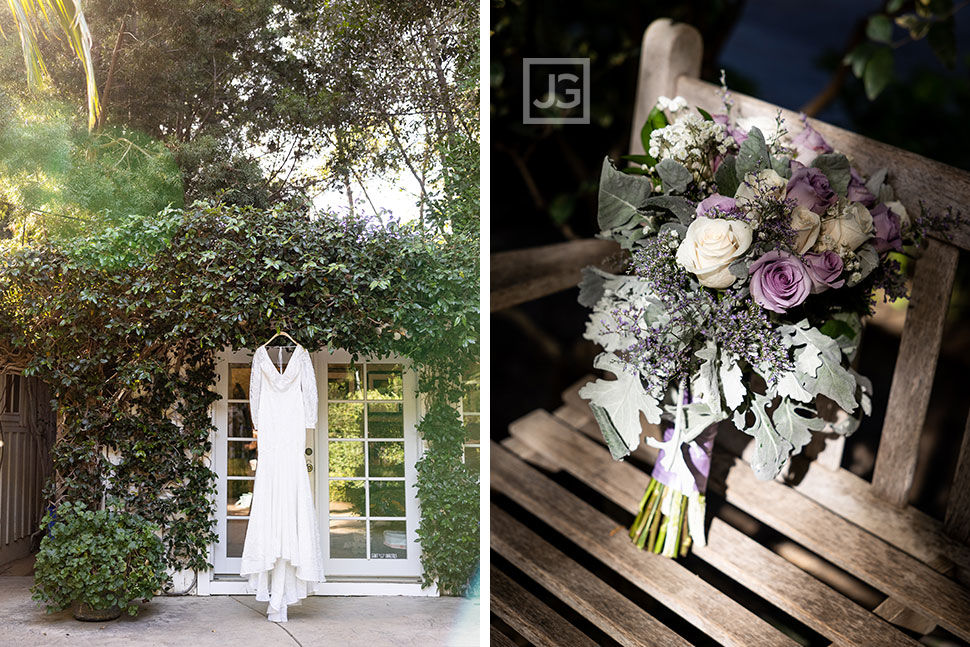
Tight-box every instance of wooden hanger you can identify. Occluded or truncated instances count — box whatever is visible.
[263,329,298,348]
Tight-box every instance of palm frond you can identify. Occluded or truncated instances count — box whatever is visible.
[5,0,101,130]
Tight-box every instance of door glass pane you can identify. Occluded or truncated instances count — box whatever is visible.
[228,440,258,476]
[366,364,403,400]
[228,403,255,437]
[463,414,480,442]
[226,519,249,558]
[227,479,253,516]
[368,403,403,438]
[330,519,366,559]
[368,442,405,478]
[462,369,480,412]
[329,441,365,477]
[328,364,362,400]
[464,446,480,477]
[228,364,251,400]
[370,520,407,559]
[329,403,364,438]
[369,481,406,517]
[329,480,365,517]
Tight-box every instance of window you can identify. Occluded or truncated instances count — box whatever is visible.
[327,363,409,561]
[460,364,480,478]
[224,363,256,558]
[2,372,22,415]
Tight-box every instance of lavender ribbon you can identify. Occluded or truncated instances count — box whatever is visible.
[651,386,718,494]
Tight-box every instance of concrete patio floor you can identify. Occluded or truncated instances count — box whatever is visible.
[0,572,480,647]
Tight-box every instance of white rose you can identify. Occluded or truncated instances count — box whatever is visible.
[676,217,753,289]
[816,201,873,252]
[885,200,910,231]
[735,169,787,221]
[790,206,821,254]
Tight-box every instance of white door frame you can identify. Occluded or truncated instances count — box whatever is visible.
[206,347,430,595]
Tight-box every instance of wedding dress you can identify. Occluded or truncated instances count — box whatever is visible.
[240,344,325,622]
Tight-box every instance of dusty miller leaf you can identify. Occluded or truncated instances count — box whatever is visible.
[719,350,745,410]
[811,153,851,196]
[694,341,721,415]
[742,392,792,481]
[656,159,693,194]
[579,353,662,458]
[735,127,769,179]
[772,397,826,457]
[597,157,653,231]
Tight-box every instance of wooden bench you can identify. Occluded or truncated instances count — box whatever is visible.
[491,18,970,647]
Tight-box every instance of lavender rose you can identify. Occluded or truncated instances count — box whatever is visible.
[803,251,845,293]
[787,161,838,215]
[870,203,903,254]
[749,250,812,313]
[713,113,748,145]
[696,194,737,218]
[847,168,876,207]
[791,119,832,165]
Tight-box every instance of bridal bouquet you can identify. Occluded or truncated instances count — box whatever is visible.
[579,94,953,558]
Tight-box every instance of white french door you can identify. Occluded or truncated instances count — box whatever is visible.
[212,348,422,581]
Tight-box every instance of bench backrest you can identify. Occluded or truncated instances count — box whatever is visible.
[631,19,970,538]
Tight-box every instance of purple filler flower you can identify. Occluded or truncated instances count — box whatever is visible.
[803,251,845,293]
[696,194,737,218]
[787,161,838,215]
[791,117,832,165]
[870,203,903,254]
[749,250,812,313]
[847,168,876,207]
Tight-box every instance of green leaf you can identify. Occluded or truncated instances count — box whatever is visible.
[620,154,654,165]
[886,0,905,11]
[863,47,894,100]
[715,155,740,197]
[735,127,769,180]
[639,105,668,157]
[597,157,653,232]
[811,153,851,196]
[548,194,575,225]
[866,14,893,43]
[656,159,693,194]
[696,107,714,121]
[895,13,931,40]
[819,319,856,341]
[928,17,956,68]
[844,43,876,78]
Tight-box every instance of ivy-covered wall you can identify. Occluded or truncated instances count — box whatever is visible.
[0,202,480,594]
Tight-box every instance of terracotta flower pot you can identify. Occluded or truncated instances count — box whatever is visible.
[71,601,122,622]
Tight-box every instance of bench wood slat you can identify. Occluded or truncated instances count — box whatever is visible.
[561,376,970,575]
[491,505,692,647]
[492,440,802,647]
[491,239,620,311]
[946,412,970,543]
[489,630,520,647]
[491,566,600,647]
[673,75,970,251]
[507,411,923,647]
[872,238,959,506]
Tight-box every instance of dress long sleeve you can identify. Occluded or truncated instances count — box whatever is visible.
[249,352,263,428]
[299,349,318,428]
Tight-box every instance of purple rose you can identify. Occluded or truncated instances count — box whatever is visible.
[791,117,832,165]
[714,113,748,145]
[869,203,903,254]
[803,251,845,293]
[786,161,838,215]
[696,194,737,218]
[749,250,812,313]
[847,168,876,207]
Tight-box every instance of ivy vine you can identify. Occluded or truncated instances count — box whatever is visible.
[0,202,479,594]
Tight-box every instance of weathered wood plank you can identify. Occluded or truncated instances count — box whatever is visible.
[507,411,923,647]
[673,76,970,251]
[945,411,970,544]
[492,505,692,647]
[562,375,970,575]
[629,19,703,156]
[491,566,599,647]
[491,440,802,647]
[871,239,959,506]
[489,629,519,647]
[491,239,620,311]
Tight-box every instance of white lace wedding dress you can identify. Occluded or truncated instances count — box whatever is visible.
[240,344,325,622]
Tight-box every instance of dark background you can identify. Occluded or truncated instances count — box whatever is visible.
[490,0,970,520]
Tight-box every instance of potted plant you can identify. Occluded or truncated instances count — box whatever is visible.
[31,500,168,621]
